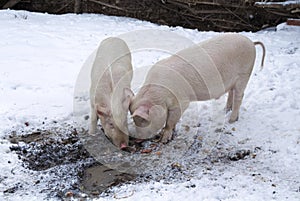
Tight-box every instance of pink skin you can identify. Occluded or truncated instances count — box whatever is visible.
[96,108,129,149]
[128,34,266,143]
[89,37,133,149]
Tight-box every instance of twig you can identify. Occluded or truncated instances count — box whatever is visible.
[167,0,230,15]
[3,0,22,9]
[88,0,134,13]
[170,0,248,8]
[154,1,256,29]
[55,1,73,13]
[211,20,248,31]
[265,9,298,17]
[223,6,254,29]
[173,0,222,6]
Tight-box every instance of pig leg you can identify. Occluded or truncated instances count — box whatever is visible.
[229,91,243,123]
[160,107,182,143]
[229,77,249,123]
[226,88,233,113]
[89,105,98,134]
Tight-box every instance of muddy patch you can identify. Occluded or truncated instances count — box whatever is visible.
[6,125,135,199]
[4,123,256,199]
[81,165,134,196]
[9,129,89,171]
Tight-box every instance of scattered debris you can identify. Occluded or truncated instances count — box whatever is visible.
[5,122,257,199]
[228,149,251,161]
[3,183,23,194]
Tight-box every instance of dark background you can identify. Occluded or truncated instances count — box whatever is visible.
[1,0,300,31]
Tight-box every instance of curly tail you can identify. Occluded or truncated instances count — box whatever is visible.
[254,41,266,70]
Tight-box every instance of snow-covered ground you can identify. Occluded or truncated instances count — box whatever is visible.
[0,10,299,200]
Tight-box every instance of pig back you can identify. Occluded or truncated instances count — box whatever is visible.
[200,33,256,78]
[144,34,256,102]
[90,37,132,103]
[109,39,132,89]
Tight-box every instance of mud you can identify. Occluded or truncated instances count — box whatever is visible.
[6,124,135,199]
[81,164,134,196]
[5,123,255,199]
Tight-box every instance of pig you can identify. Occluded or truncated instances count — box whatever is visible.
[127,33,266,143]
[89,37,133,149]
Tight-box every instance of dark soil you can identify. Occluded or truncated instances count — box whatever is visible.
[8,129,89,171]
[6,125,135,199]
[4,123,256,199]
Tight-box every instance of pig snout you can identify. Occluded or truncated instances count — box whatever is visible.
[120,143,127,150]
[108,129,129,149]
[115,134,129,149]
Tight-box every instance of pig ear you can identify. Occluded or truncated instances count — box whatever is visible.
[132,105,150,121]
[122,88,134,108]
[96,105,110,117]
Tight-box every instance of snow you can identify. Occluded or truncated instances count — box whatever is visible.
[1,9,300,200]
[255,0,300,6]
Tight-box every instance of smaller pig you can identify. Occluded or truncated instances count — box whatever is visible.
[127,33,266,143]
[89,37,133,149]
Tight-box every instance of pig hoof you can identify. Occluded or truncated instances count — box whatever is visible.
[160,137,169,144]
[229,116,239,124]
[160,130,173,144]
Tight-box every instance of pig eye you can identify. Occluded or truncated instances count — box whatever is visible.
[109,122,114,129]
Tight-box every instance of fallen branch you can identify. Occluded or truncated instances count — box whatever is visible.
[88,0,130,12]
[55,1,73,13]
[3,0,22,9]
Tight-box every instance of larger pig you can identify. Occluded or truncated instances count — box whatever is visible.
[128,33,265,143]
[89,37,133,148]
